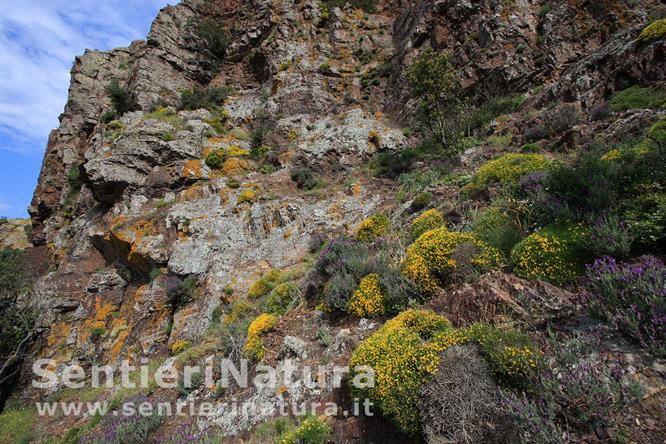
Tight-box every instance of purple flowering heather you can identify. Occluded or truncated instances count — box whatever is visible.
[153,419,224,444]
[585,255,666,357]
[518,171,546,195]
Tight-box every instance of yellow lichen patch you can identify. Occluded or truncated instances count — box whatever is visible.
[182,159,203,179]
[207,136,225,145]
[227,145,250,157]
[221,158,251,175]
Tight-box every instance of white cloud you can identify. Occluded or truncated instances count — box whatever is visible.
[0,200,10,211]
[0,0,172,154]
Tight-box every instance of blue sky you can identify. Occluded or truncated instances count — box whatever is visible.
[0,0,172,218]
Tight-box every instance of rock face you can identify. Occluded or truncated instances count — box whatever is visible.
[21,0,665,437]
[427,271,576,327]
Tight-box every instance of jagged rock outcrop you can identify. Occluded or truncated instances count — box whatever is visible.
[20,0,665,439]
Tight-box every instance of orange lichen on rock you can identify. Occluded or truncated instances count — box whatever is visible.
[94,296,118,321]
[182,159,203,179]
[180,185,204,201]
[47,322,72,348]
[109,330,129,363]
[221,158,251,175]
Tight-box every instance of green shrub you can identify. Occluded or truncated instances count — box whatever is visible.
[248,269,283,299]
[609,85,666,111]
[179,86,232,111]
[467,94,525,131]
[221,299,254,327]
[465,153,551,193]
[403,227,502,293]
[511,225,588,285]
[526,153,625,223]
[410,208,445,241]
[205,149,227,169]
[185,17,230,58]
[0,409,34,444]
[249,417,295,444]
[623,184,666,248]
[290,166,322,190]
[105,79,138,116]
[473,207,524,258]
[161,132,175,142]
[370,149,417,178]
[227,178,241,189]
[407,48,466,156]
[638,18,666,42]
[101,110,117,123]
[520,143,541,153]
[356,213,390,241]
[0,249,33,386]
[265,282,301,315]
[411,191,433,211]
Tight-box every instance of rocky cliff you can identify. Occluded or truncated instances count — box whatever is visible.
[8,0,666,442]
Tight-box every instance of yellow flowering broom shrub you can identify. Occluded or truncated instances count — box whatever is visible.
[278,415,330,444]
[350,310,542,435]
[237,189,256,204]
[402,227,502,293]
[510,225,588,285]
[245,313,277,361]
[410,208,445,240]
[171,339,191,355]
[349,309,455,435]
[355,213,390,241]
[464,153,551,194]
[638,18,666,42]
[347,274,385,317]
